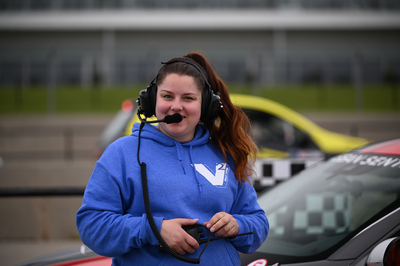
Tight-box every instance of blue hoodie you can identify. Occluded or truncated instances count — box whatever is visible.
[76,123,268,265]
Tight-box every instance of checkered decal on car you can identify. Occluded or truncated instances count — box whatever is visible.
[293,193,351,234]
[268,192,351,236]
[268,205,288,235]
[252,158,322,188]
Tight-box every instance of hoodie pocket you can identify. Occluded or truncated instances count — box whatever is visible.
[157,241,240,266]
[223,241,241,266]
[157,252,199,266]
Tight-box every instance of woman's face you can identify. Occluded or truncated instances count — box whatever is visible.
[155,73,202,143]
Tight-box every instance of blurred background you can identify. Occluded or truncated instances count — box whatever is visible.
[1,0,400,112]
[0,1,400,265]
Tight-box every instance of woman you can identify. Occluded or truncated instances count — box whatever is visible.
[76,52,269,265]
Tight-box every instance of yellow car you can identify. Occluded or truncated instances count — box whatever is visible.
[96,94,369,191]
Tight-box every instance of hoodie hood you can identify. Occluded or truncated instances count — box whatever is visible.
[131,122,210,147]
[131,122,211,197]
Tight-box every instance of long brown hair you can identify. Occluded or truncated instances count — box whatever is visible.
[156,52,258,183]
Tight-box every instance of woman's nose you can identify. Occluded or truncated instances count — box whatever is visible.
[171,99,182,111]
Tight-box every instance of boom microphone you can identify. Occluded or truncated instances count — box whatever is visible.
[138,113,183,124]
[163,113,183,124]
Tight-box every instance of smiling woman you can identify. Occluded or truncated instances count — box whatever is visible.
[76,52,269,265]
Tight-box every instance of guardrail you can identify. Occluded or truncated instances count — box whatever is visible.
[0,187,85,197]
[0,124,103,161]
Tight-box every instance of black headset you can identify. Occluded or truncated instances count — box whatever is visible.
[137,58,222,123]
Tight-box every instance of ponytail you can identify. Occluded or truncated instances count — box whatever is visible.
[187,52,258,183]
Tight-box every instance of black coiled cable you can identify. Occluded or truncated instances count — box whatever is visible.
[137,122,208,264]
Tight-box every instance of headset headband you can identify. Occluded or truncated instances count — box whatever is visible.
[160,59,212,90]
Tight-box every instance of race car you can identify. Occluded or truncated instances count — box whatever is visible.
[240,137,400,265]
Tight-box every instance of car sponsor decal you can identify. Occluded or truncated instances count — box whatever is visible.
[331,153,400,168]
[247,258,268,266]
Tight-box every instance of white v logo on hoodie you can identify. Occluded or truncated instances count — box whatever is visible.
[194,163,229,187]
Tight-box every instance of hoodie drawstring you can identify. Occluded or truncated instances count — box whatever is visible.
[174,141,186,175]
[190,146,203,197]
[174,141,203,197]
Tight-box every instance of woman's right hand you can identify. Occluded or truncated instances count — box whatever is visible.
[160,218,200,255]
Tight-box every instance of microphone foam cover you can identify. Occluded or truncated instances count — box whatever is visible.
[164,113,183,124]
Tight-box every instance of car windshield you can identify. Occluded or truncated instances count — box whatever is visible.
[256,153,400,261]
[242,108,319,152]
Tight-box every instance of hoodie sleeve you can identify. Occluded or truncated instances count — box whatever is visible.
[228,179,269,254]
[76,162,163,257]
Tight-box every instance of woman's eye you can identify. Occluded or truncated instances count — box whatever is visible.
[163,95,172,99]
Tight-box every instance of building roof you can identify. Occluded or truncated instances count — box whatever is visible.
[1,10,400,31]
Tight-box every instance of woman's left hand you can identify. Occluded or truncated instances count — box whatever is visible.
[203,212,238,237]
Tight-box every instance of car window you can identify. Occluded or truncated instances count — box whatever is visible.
[256,154,400,262]
[242,108,319,152]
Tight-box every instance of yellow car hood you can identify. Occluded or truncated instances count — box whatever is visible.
[230,94,369,156]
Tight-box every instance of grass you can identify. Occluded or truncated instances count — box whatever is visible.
[0,84,399,114]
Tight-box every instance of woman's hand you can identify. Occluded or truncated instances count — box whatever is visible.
[160,218,200,255]
[203,212,239,237]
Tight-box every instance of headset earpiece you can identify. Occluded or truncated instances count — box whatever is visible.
[201,87,221,123]
[137,79,157,118]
